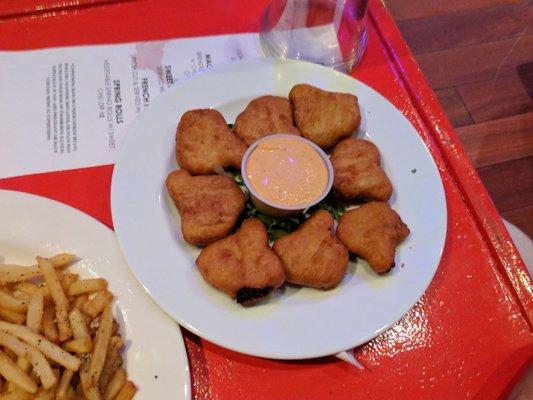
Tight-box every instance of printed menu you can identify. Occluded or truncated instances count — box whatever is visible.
[0,33,262,179]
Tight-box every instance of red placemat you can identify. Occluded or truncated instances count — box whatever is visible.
[0,0,124,18]
[0,1,531,399]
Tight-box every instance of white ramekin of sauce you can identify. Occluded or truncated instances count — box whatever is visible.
[242,134,334,217]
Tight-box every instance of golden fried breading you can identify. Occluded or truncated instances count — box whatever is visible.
[330,138,393,201]
[273,210,349,289]
[289,84,361,148]
[336,202,410,274]
[233,96,300,145]
[196,219,286,304]
[165,169,245,246]
[176,109,247,175]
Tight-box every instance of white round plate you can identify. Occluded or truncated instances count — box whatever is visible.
[111,58,447,359]
[0,190,190,399]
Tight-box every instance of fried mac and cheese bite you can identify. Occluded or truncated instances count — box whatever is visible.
[196,219,286,305]
[336,202,410,274]
[273,210,349,289]
[330,138,393,201]
[166,169,245,246]
[289,84,361,149]
[176,109,247,175]
[234,96,300,145]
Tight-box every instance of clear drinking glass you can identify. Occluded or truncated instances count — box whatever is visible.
[260,0,369,72]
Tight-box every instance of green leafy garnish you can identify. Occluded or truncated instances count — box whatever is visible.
[307,196,346,221]
[234,172,244,185]
[242,200,305,241]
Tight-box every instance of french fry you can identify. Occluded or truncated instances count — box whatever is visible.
[40,287,52,304]
[11,291,30,301]
[0,254,75,284]
[69,309,91,342]
[6,356,32,396]
[37,257,72,342]
[80,354,103,400]
[13,355,31,392]
[26,291,43,333]
[0,307,26,325]
[0,322,81,371]
[13,284,52,307]
[12,283,40,296]
[56,369,74,400]
[115,381,137,400]
[14,334,31,374]
[68,279,108,297]
[88,315,100,337]
[71,293,89,311]
[3,347,18,361]
[0,331,57,389]
[108,335,123,353]
[41,306,59,344]
[88,306,113,386]
[33,386,55,400]
[0,349,37,394]
[98,336,123,392]
[16,356,31,373]
[60,273,79,292]
[99,354,123,394]
[82,291,113,318]
[29,366,39,382]
[4,384,33,400]
[12,307,34,377]
[16,286,41,380]
[79,355,90,389]
[85,386,103,400]
[64,337,92,354]
[104,368,127,400]
[0,289,29,313]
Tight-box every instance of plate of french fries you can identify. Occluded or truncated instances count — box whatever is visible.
[0,190,190,399]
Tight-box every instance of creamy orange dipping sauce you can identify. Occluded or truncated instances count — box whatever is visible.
[246,137,329,206]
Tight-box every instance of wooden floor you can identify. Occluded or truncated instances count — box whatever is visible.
[385,0,533,237]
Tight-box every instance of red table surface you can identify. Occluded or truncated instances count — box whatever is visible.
[0,1,532,399]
